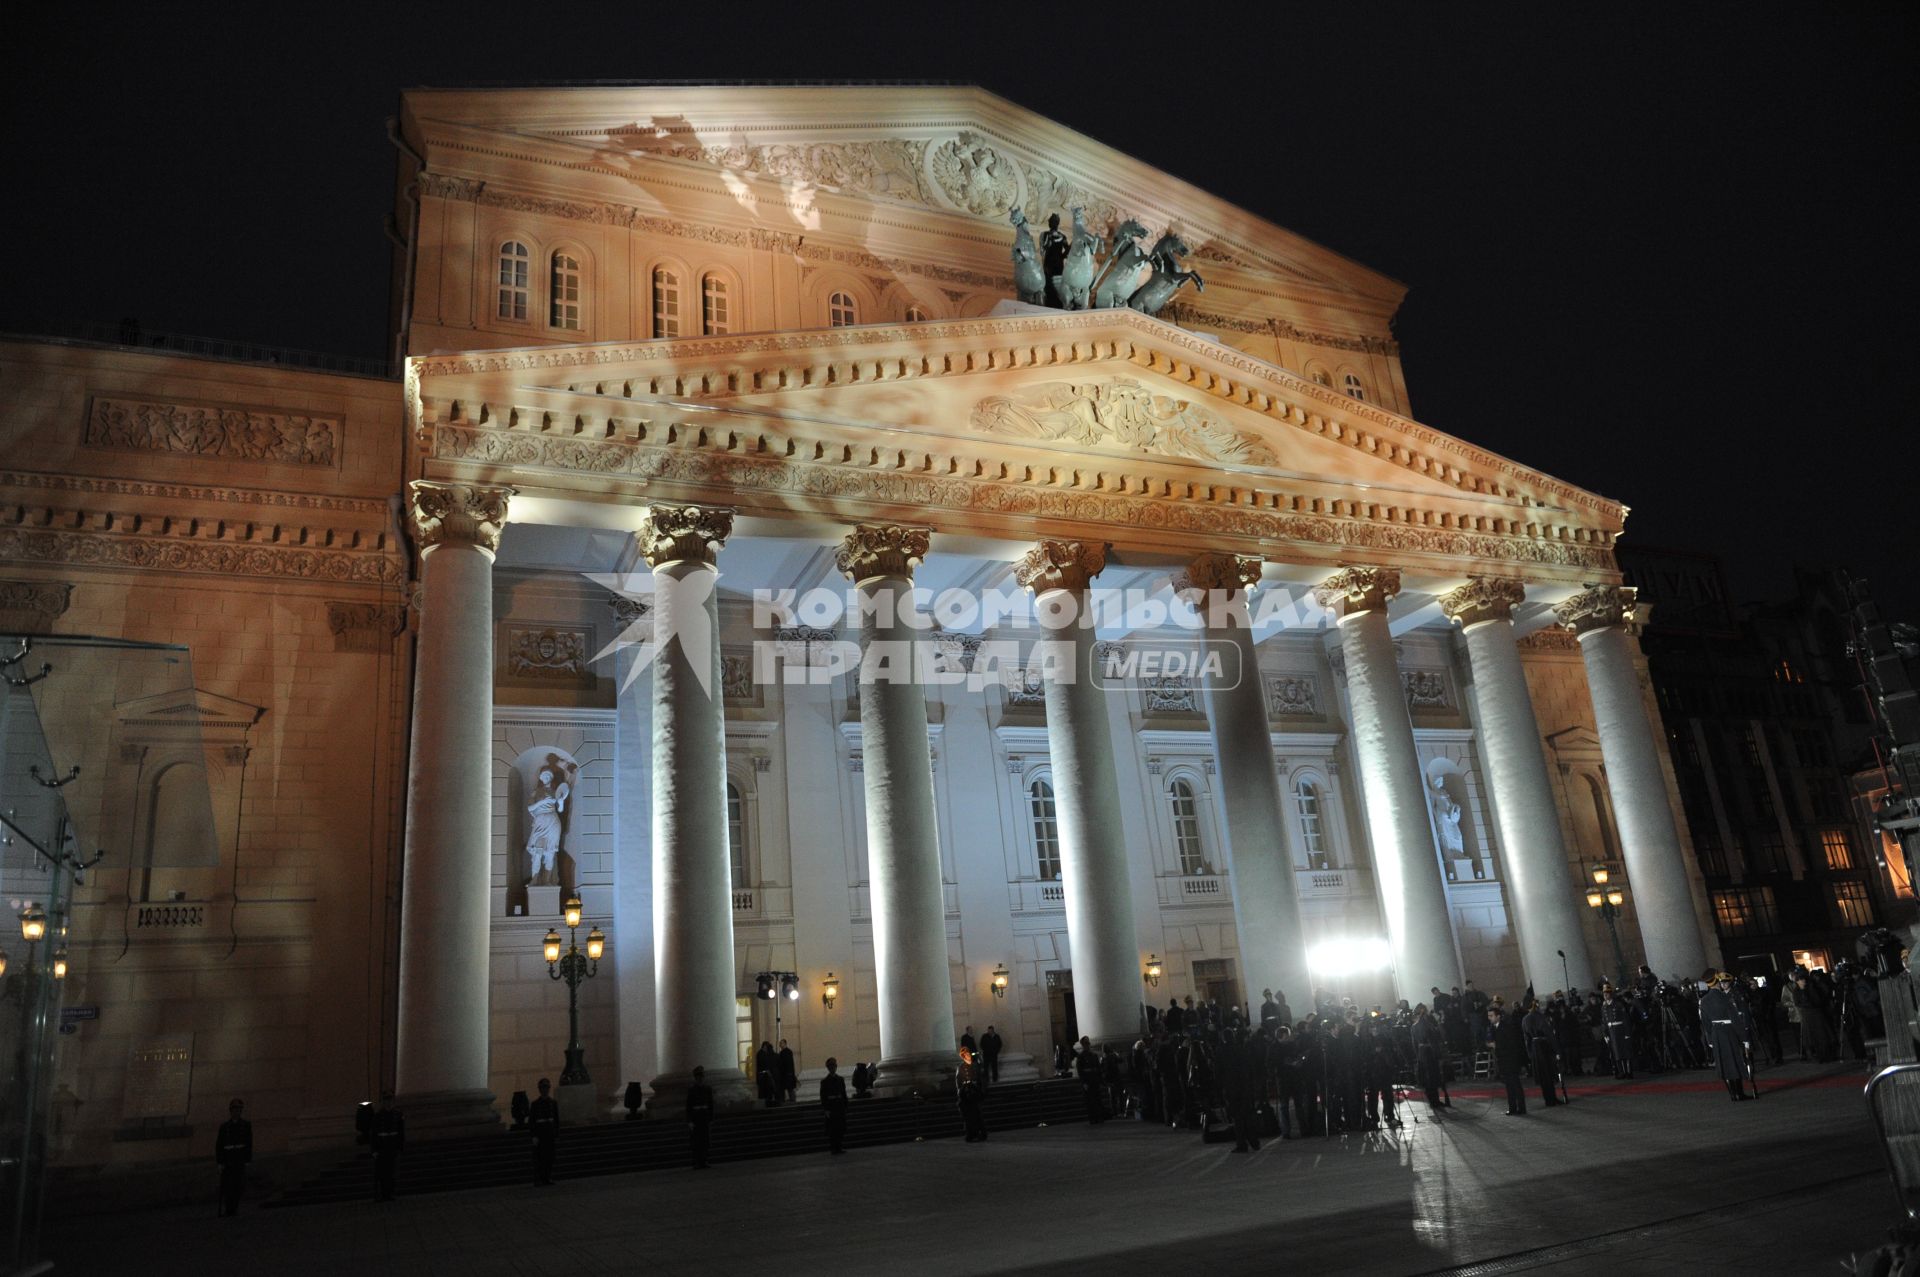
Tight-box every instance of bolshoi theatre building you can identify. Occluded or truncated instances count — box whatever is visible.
[0,84,1719,1160]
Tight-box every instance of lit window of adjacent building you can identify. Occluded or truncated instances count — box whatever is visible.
[1711,886,1780,937]
[1822,829,1854,871]
[1030,778,1061,881]
[726,782,747,885]
[1343,372,1367,401]
[1170,779,1205,875]
[1295,780,1329,870]
[1833,880,1873,928]
[701,273,730,335]
[550,252,583,330]
[497,241,530,321]
[652,267,682,338]
[828,290,858,327]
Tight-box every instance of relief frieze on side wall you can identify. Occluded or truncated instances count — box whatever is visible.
[85,395,340,467]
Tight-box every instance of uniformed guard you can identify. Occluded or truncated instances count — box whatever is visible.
[1601,984,1635,1079]
[956,1046,988,1142]
[214,1098,252,1216]
[369,1092,405,1202]
[528,1077,560,1184]
[1521,1000,1563,1107]
[820,1057,849,1154]
[1701,972,1757,1101]
[686,1065,715,1168]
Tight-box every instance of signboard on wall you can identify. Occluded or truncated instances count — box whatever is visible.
[122,1032,194,1119]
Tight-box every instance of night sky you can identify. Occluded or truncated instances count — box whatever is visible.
[5,5,1912,616]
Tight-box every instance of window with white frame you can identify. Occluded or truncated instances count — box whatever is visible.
[727,781,747,885]
[497,241,529,321]
[550,251,583,330]
[1170,778,1206,874]
[653,267,682,338]
[1343,371,1367,401]
[828,290,858,327]
[1029,778,1061,881]
[1833,880,1873,928]
[702,272,730,335]
[1295,778,1330,869]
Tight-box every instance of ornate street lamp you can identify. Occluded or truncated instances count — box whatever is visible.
[20,904,47,943]
[990,964,1010,998]
[51,949,67,981]
[543,895,601,1091]
[821,973,839,1011]
[1143,954,1164,988]
[1586,864,1630,982]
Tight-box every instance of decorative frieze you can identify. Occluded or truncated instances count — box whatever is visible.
[1439,577,1527,630]
[1312,567,1401,618]
[636,502,732,569]
[0,470,387,514]
[972,379,1279,467]
[0,579,72,624]
[1004,666,1048,707]
[1144,675,1197,714]
[406,480,511,553]
[1401,668,1452,710]
[1013,539,1107,595]
[1517,627,1581,651]
[835,523,931,582]
[86,395,339,467]
[326,600,406,653]
[609,594,653,632]
[1264,674,1319,717]
[720,652,756,702]
[935,632,983,673]
[505,626,590,683]
[0,526,401,584]
[773,625,838,663]
[1554,583,1639,636]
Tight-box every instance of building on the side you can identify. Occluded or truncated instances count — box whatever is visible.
[1618,547,1915,974]
[1,84,1721,1167]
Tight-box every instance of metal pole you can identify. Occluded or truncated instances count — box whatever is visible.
[1604,907,1629,986]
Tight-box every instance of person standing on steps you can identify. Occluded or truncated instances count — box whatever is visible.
[778,1038,798,1105]
[687,1066,715,1168]
[820,1057,850,1154]
[369,1092,405,1201]
[214,1098,252,1217]
[957,1046,989,1142]
[528,1077,560,1185]
[981,1025,1003,1084]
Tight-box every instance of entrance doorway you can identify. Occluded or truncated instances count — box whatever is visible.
[734,996,754,1079]
[1193,958,1241,1019]
[1046,969,1077,1057]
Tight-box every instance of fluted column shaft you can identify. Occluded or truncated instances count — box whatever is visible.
[1180,555,1310,1011]
[1018,541,1141,1047]
[1442,580,1595,992]
[1317,568,1461,1001]
[643,504,752,1110]
[839,525,955,1088]
[1558,586,1711,979]
[396,481,511,1118]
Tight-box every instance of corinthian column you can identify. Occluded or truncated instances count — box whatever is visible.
[1313,567,1461,1000]
[1015,540,1141,1047]
[1440,578,1595,991]
[641,503,752,1112]
[396,480,511,1129]
[1555,585,1710,979]
[1175,553,1310,1011]
[837,524,955,1090]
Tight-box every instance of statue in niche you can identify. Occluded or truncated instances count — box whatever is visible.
[1009,207,1046,305]
[1429,775,1465,858]
[525,756,574,886]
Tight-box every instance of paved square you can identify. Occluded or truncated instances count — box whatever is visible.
[47,1064,1889,1276]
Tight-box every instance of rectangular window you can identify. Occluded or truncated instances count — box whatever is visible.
[1712,887,1779,937]
[1833,880,1873,928]
[1748,829,1788,875]
[1822,829,1854,871]
[1030,782,1061,882]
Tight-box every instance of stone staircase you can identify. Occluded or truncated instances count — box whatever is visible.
[268,1079,1088,1206]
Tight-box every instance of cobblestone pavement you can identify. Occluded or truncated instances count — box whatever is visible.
[45,1063,1888,1276]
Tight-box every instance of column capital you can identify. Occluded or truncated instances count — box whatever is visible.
[406,480,512,554]
[637,502,733,569]
[1173,552,1263,598]
[1439,577,1527,629]
[835,523,931,582]
[1553,583,1639,636]
[1311,566,1401,618]
[1014,539,1107,595]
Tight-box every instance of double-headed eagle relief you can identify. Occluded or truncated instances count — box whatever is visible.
[1008,204,1205,316]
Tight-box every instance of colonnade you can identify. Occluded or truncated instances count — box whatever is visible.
[392,480,1709,1118]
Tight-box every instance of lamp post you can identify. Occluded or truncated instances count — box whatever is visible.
[755,970,801,1070]
[543,895,603,1091]
[1585,864,1630,984]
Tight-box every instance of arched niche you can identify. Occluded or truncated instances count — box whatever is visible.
[504,745,581,917]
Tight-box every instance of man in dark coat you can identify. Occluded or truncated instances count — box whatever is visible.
[1164,997,1185,1035]
[1463,982,1491,1045]
[686,1066,715,1168]
[980,1025,1003,1083]
[1075,1036,1106,1124]
[528,1077,560,1184]
[214,1098,252,1216]
[956,1047,988,1142]
[1701,972,1757,1101]
[1221,1029,1262,1152]
[778,1038,798,1104]
[820,1057,850,1152]
[1522,1001,1562,1107]
[1411,1005,1447,1110]
[1601,985,1635,1078]
[370,1093,405,1200]
[755,1041,778,1107]
[1156,1032,1184,1127]
[1491,1007,1528,1116]
[1791,971,1838,1061]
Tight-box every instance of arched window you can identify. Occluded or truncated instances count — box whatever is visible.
[1308,366,1333,388]
[1295,779,1330,870]
[1170,778,1205,875]
[652,267,682,338]
[1029,778,1061,881]
[727,782,747,885]
[496,241,530,321]
[701,273,730,335]
[550,251,583,330]
[904,304,929,323]
[828,290,858,327]
[1343,372,1367,401]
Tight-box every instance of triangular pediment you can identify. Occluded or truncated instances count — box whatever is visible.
[117,689,266,730]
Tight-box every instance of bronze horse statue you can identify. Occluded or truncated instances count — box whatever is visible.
[1052,206,1103,310]
[1128,233,1205,316]
[1008,206,1045,305]
[1092,218,1150,309]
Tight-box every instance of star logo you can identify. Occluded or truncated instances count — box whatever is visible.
[585,569,718,697]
